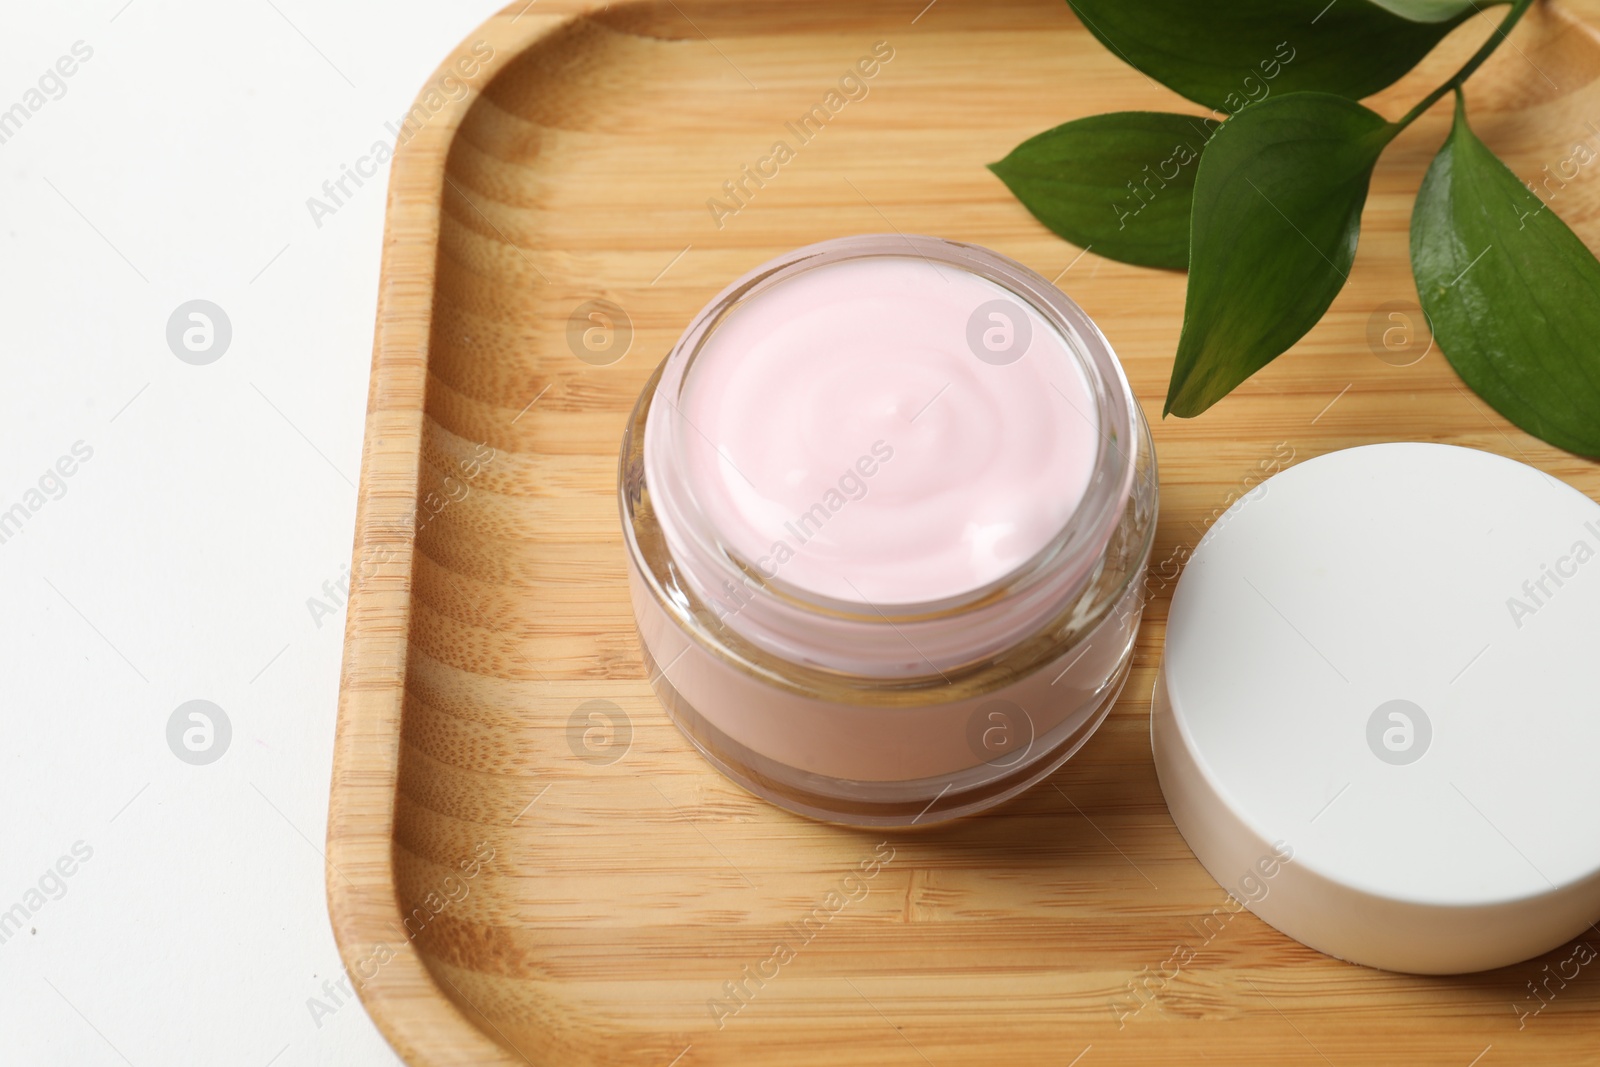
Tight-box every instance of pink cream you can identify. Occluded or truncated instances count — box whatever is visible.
[675,256,1100,607]
[622,235,1156,823]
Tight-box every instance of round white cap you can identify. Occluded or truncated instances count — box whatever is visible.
[1154,442,1600,974]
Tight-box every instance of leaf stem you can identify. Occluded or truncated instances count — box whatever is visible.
[1396,0,1536,129]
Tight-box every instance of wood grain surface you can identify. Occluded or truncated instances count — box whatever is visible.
[327,2,1600,1064]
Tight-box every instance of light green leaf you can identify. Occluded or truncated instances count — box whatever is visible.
[1166,93,1395,416]
[989,112,1217,270]
[1065,0,1478,114]
[1365,0,1481,22]
[1411,93,1600,457]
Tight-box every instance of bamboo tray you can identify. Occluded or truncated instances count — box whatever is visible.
[327,2,1600,1064]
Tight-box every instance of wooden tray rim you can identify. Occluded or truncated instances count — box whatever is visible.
[326,6,591,1065]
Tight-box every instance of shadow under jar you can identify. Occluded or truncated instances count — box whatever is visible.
[620,235,1156,827]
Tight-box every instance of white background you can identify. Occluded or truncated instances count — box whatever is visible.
[0,2,503,1063]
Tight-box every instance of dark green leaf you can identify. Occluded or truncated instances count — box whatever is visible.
[1411,94,1600,457]
[1166,93,1395,416]
[1065,0,1478,114]
[989,112,1217,270]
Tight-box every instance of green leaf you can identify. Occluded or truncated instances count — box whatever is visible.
[1411,94,1600,457]
[1365,0,1481,22]
[1166,93,1395,416]
[1065,0,1477,114]
[989,112,1217,270]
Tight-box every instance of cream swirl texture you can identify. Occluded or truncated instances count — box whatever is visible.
[675,256,1101,606]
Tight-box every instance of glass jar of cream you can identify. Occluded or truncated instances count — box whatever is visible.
[620,234,1156,826]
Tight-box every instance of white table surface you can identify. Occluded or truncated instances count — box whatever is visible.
[0,2,505,1063]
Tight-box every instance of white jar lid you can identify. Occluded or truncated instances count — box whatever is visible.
[1154,442,1600,973]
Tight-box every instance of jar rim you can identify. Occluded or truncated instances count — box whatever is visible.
[641,234,1143,676]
